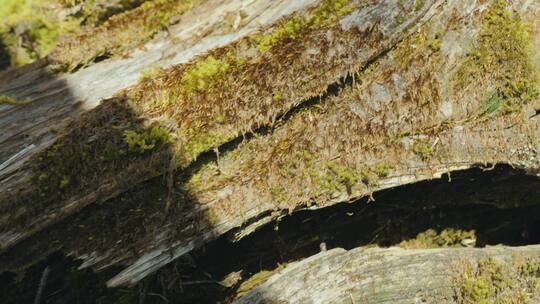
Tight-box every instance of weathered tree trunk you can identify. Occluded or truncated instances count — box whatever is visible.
[1,0,540,298]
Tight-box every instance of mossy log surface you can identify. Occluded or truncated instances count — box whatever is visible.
[0,0,539,293]
[234,245,540,304]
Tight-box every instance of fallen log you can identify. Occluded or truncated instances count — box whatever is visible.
[0,0,539,293]
[234,245,540,303]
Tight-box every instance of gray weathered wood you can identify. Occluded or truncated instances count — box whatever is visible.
[0,0,539,291]
[234,245,540,304]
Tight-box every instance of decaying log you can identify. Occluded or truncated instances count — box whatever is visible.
[0,0,436,251]
[0,0,539,293]
[234,245,540,303]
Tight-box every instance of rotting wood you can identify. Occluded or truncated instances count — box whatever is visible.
[0,0,440,253]
[0,0,538,292]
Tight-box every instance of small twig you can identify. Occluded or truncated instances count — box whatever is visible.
[34,266,50,304]
[349,292,357,304]
[146,292,169,303]
[181,280,225,286]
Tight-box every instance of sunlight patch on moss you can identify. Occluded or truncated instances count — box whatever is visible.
[0,0,82,66]
[253,0,353,53]
[181,55,231,94]
[139,65,163,82]
[180,131,225,164]
[456,0,539,115]
[235,265,287,299]
[124,126,171,154]
[51,0,204,71]
[400,228,476,249]
[456,258,540,304]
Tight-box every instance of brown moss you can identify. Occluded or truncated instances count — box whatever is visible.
[121,0,367,168]
[0,0,372,246]
[394,29,442,68]
[49,0,205,71]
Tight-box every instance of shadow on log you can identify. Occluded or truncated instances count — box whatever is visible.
[0,39,10,71]
[4,166,540,303]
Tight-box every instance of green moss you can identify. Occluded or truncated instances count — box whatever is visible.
[373,162,394,178]
[50,0,204,71]
[456,0,539,114]
[253,0,353,53]
[270,185,288,204]
[394,29,442,68]
[123,126,171,154]
[359,168,377,186]
[412,138,433,161]
[273,91,284,102]
[180,55,231,93]
[456,258,540,304]
[181,131,224,163]
[280,151,360,197]
[325,161,360,190]
[0,0,83,66]
[255,17,305,53]
[354,163,394,187]
[308,159,359,194]
[460,259,512,303]
[0,95,31,105]
[413,0,424,12]
[236,265,287,299]
[59,175,71,189]
[0,0,166,69]
[355,61,380,83]
[400,228,476,249]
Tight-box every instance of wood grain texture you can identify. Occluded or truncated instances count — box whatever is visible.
[234,246,540,304]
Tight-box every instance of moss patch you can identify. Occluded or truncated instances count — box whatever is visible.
[399,228,476,249]
[0,0,81,66]
[181,131,225,163]
[253,0,353,53]
[124,125,171,154]
[412,138,433,161]
[455,0,539,114]
[121,0,371,171]
[181,55,231,94]
[394,29,442,68]
[50,0,205,71]
[0,0,149,69]
[235,265,287,299]
[0,95,31,105]
[0,100,174,232]
[455,258,540,304]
